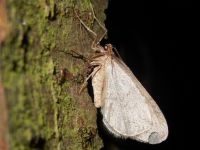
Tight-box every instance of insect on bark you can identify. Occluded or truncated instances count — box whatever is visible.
[77,3,168,144]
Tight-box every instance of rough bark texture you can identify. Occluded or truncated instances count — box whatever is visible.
[0,0,108,149]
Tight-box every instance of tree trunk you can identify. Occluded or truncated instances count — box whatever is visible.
[0,0,108,149]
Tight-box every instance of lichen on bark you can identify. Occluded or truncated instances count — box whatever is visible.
[0,0,108,149]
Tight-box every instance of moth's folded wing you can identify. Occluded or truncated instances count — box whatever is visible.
[101,60,152,138]
[113,58,168,144]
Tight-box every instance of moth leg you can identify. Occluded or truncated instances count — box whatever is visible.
[70,50,90,63]
[79,64,102,94]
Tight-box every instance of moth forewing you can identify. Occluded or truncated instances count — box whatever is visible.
[115,57,168,144]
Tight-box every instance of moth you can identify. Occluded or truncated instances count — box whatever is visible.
[77,4,168,144]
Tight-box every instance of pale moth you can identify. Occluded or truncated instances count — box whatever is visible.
[77,4,168,144]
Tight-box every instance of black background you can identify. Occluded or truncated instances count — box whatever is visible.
[99,0,195,149]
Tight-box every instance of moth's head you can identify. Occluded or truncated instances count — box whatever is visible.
[104,44,114,56]
[94,44,115,57]
[104,44,112,51]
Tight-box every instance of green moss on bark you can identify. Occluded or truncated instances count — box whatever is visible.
[0,0,107,149]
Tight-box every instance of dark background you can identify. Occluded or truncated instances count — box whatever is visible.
[100,0,195,149]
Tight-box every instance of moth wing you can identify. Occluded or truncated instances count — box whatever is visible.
[101,57,168,144]
[101,58,152,137]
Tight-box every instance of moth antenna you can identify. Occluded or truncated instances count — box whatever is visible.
[74,10,98,51]
[89,2,107,44]
[74,2,107,51]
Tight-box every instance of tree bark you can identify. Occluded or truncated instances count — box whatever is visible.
[0,0,108,149]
